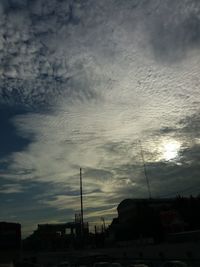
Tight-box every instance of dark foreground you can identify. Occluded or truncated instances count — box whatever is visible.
[1,242,200,267]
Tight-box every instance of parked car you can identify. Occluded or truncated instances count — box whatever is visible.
[93,262,122,267]
[93,262,111,267]
[111,263,122,267]
[162,261,188,267]
[0,263,14,267]
[128,264,149,267]
[128,261,151,267]
[57,262,71,267]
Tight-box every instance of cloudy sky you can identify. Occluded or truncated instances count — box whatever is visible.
[0,0,200,237]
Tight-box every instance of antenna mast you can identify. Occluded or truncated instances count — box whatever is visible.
[139,140,152,199]
[80,168,84,234]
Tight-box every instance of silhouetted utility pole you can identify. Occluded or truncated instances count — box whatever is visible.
[139,140,152,199]
[80,168,84,235]
[101,217,106,232]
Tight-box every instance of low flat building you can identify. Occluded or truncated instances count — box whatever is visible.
[0,222,21,250]
[0,222,21,263]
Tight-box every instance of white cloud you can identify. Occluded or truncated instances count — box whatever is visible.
[0,183,23,194]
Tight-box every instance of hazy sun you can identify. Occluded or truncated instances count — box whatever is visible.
[162,140,180,161]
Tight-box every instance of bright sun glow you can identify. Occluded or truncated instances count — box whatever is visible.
[162,140,180,161]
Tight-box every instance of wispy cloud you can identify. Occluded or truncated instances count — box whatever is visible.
[0,183,23,194]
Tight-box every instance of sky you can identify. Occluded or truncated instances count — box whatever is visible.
[0,0,200,237]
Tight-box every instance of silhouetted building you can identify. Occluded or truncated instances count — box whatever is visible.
[109,197,200,243]
[0,222,21,250]
[23,221,89,251]
[0,222,21,263]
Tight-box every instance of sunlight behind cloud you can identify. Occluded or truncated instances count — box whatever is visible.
[161,139,181,161]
